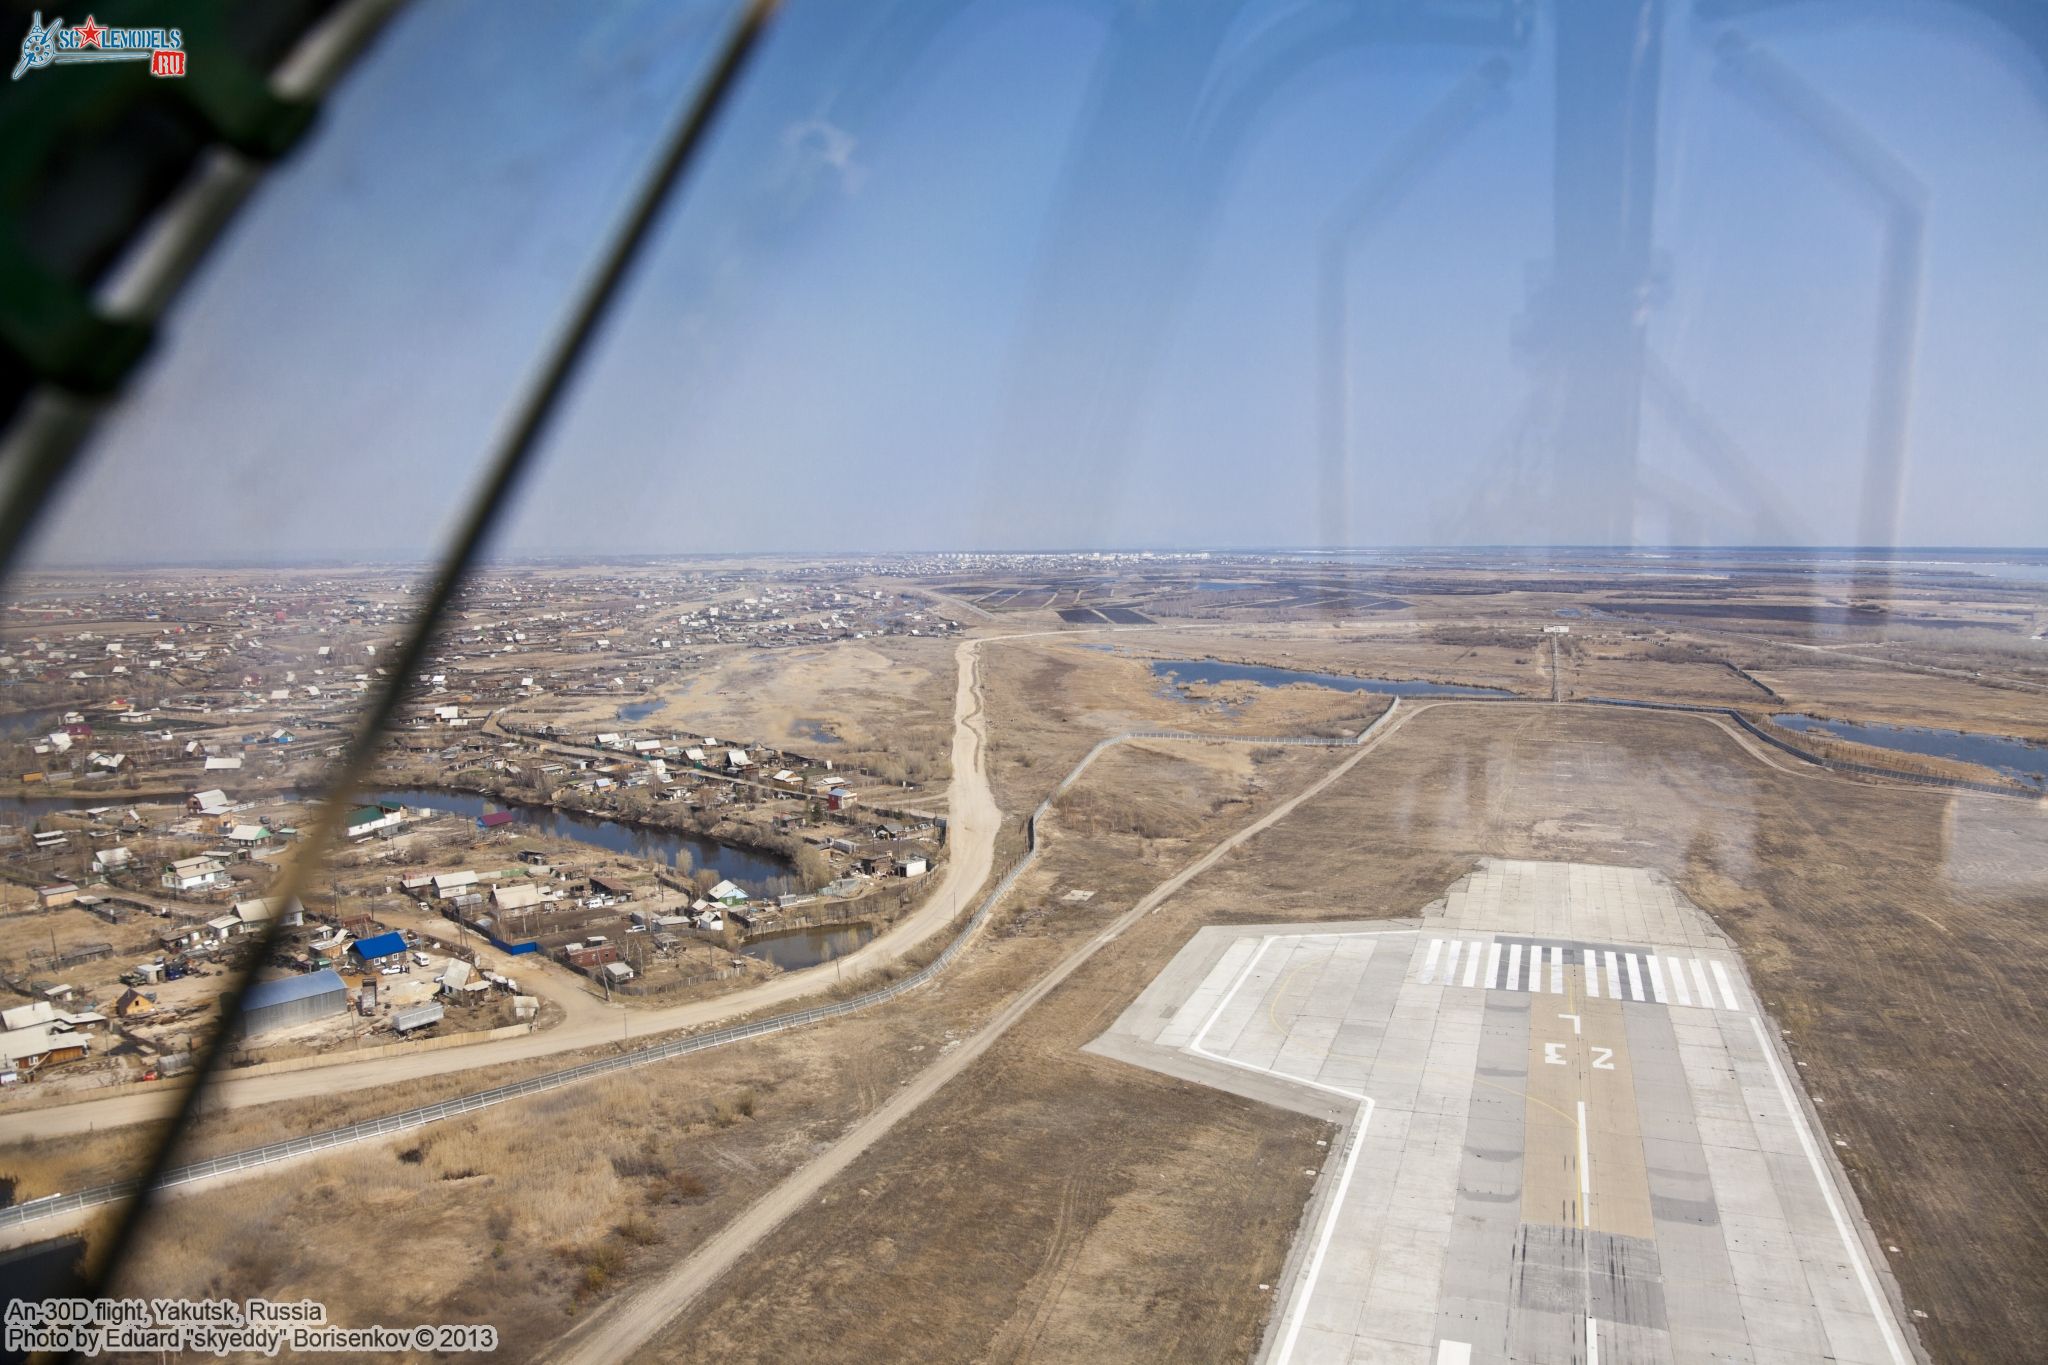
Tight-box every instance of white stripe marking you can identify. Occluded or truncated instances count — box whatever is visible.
[1669,957,1693,1007]
[1485,941,1503,990]
[1549,946,1564,995]
[1623,953,1644,1002]
[1463,941,1482,988]
[1585,949,1601,997]
[1577,1098,1591,1207]
[1443,940,1463,986]
[1604,951,1623,1000]
[1690,958,1715,1010]
[1587,1316,1600,1365]
[1507,943,1524,992]
[1420,938,1443,984]
[1646,954,1668,1004]
[1711,959,1743,1012]
[1436,1343,1472,1365]
[1190,935,1274,1061]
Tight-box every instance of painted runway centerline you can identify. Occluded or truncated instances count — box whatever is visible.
[1091,859,1916,1365]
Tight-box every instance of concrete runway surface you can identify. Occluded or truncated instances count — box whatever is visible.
[1089,859,1921,1365]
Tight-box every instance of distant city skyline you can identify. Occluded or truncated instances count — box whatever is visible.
[18,0,2048,567]
[17,545,2048,575]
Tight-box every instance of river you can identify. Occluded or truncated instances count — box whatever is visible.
[366,789,795,896]
[0,785,799,895]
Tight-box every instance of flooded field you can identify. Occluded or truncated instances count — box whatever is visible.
[1770,714,2048,790]
[1149,659,1514,699]
[738,921,875,971]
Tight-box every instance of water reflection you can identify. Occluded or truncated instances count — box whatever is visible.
[1150,659,1514,699]
[1770,715,2047,791]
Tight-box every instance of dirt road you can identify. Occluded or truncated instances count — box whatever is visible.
[0,636,1005,1145]
[547,701,1418,1365]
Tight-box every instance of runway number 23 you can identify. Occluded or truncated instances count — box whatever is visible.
[1544,1042,1615,1070]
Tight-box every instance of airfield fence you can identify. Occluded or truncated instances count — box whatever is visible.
[0,706,1406,1234]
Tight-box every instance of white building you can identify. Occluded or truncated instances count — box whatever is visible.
[161,855,230,893]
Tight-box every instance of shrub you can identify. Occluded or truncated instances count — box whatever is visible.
[650,1169,708,1204]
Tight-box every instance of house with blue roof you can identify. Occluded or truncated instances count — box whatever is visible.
[350,931,408,969]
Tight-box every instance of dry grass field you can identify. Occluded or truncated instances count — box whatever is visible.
[513,634,959,786]
[1171,702,2048,1365]
[632,740,1349,1365]
[655,636,957,778]
[979,637,1386,814]
[11,596,2041,1361]
[1745,659,2048,739]
[622,701,2044,1365]
[4,736,1340,1356]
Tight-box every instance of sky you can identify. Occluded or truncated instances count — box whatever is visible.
[22,0,2048,565]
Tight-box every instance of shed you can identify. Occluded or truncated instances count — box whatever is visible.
[239,969,347,1036]
[492,882,542,911]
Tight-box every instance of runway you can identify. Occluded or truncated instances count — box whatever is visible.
[1088,859,1919,1365]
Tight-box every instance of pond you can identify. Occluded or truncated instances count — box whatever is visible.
[0,708,63,738]
[1768,715,2048,791]
[365,788,796,895]
[614,700,662,723]
[790,717,842,746]
[1149,659,1514,699]
[738,921,876,971]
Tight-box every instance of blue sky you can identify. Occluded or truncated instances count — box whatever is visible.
[25,0,2048,564]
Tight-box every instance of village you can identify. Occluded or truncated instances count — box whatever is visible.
[0,565,960,1089]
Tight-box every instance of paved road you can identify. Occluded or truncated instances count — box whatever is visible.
[0,635,1005,1143]
[546,701,1420,1365]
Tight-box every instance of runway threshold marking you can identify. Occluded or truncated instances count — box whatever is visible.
[1413,938,1748,1012]
[1182,927,1891,1365]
